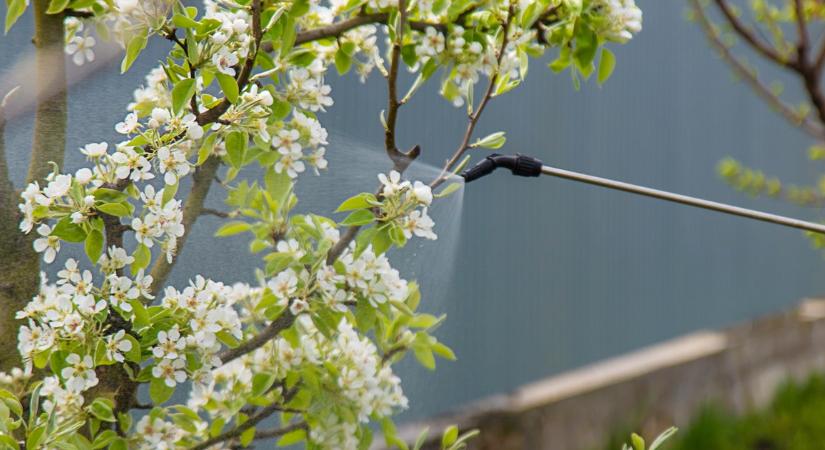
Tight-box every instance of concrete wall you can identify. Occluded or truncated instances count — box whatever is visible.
[395,300,825,450]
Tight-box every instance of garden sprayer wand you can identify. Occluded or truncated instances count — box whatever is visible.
[460,154,825,235]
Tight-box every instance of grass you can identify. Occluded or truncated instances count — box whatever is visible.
[608,374,825,450]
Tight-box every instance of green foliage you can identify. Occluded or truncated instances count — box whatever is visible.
[668,375,825,450]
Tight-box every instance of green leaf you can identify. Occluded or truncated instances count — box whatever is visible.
[26,425,45,450]
[84,229,104,264]
[413,346,436,370]
[5,0,27,33]
[289,0,310,17]
[51,217,87,242]
[88,398,115,423]
[122,31,148,73]
[215,221,251,237]
[336,193,378,212]
[240,427,256,447]
[435,183,462,199]
[97,202,131,217]
[264,167,292,206]
[93,188,128,203]
[149,377,174,404]
[46,0,70,14]
[335,48,353,74]
[0,434,19,450]
[171,78,197,114]
[162,182,178,206]
[172,13,200,29]
[630,433,645,450]
[198,133,217,165]
[225,131,247,168]
[441,425,459,448]
[131,243,151,275]
[649,427,678,450]
[597,48,616,85]
[573,26,598,78]
[92,430,118,449]
[216,73,239,104]
[277,429,306,446]
[371,227,392,255]
[251,372,277,397]
[432,342,456,361]
[340,210,375,226]
[471,131,506,149]
[123,334,141,363]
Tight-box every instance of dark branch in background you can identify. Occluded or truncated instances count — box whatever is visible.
[432,5,516,189]
[148,157,221,295]
[690,0,824,139]
[64,8,93,18]
[260,12,446,53]
[254,422,308,440]
[200,207,230,218]
[712,0,796,68]
[218,311,295,364]
[190,401,305,450]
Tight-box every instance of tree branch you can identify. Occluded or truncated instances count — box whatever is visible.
[432,6,516,189]
[27,1,67,184]
[254,422,308,440]
[261,13,445,51]
[712,0,797,69]
[148,156,221,295]
[217,311,295,364]
[690,0,824,139]
[196,0,263,126]
[190,402,303,450]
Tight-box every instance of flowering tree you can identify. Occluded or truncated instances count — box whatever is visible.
[689,0,825,240]
[0,0,641,448]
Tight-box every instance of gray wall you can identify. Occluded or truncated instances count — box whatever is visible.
[2,0,825,421]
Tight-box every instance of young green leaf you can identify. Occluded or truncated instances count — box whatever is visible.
[598,48,616,85]
[122,31,148,73]
[340,209,375,226]
[171,78,197,114]
[216,73,240,104]
[85,229,104,264]
[336,193,378,212]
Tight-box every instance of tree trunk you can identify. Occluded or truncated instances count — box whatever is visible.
[0,0,66,373]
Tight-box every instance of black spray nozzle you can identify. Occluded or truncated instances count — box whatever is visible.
[461,153,543,183]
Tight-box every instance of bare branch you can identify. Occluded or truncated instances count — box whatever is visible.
[432,5,516,189]
[148,156,221,295]
[200,208,230,218]
[190,402,303,450]
[254,422,308,440]
[712,0,797,69]
[217,311,295,364]
[690,0,824,139]
[260,13,445,51]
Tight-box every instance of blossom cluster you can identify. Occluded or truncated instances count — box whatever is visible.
[3,0,643,447]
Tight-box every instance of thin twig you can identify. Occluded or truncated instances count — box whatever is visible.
[217,311,296,364]
[712,0,796,68]
[200,208,230,218]
[690,0,824,139]
[432,5,516,189]
[254,422,308,440]
[190,403,302,450]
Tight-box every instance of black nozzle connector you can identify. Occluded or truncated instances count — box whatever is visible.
[461,154,543,183]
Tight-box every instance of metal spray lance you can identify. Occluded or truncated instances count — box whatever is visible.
[460,154,825,235]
